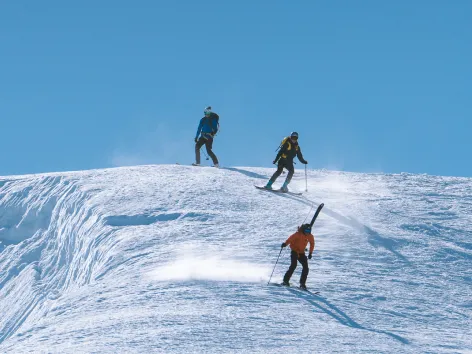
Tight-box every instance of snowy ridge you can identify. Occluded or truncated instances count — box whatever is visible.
[0,174,104,344]
[0,165,470,353]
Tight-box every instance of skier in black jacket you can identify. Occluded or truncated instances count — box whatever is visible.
[265,132,308,192]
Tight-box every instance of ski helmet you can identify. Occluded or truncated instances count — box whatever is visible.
[290,131,299,139]
[301,223,312,233]
[204,106,212,115]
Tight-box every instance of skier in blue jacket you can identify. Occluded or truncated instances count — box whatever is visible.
[193,106,219,167]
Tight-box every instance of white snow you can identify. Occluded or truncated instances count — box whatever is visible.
[0,164,470,353]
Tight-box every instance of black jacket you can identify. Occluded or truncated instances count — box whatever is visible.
[274,137,307,164]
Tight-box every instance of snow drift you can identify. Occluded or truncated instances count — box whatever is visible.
[0,165,470,353]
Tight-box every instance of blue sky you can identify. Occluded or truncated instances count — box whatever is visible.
[1,0,471,177]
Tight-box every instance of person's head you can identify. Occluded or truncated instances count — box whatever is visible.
[204,106,212,116]
[300,223,312,234]
[290,131,299,142]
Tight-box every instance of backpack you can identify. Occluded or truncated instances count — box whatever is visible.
[275,137,300,162]
[207,113,220,135]
[276,137,298,152]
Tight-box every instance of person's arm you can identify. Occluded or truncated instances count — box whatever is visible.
[195,119,203,140]
[274,141,288,163]
[308,234,315,257]
[297,147,308,164]
[281,233,295,248]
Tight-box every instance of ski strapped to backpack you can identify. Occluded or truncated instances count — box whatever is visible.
[309,203,324,228]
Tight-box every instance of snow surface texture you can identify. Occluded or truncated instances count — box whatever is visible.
[0,165,470,353]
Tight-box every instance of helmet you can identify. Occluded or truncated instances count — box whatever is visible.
[204,106,212,115]
[301,224,312,233]
[290,131,299,139]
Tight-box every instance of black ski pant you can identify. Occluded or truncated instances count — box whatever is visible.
[269,159,294,184]
[283,251,309,286]
[195,136,218,165]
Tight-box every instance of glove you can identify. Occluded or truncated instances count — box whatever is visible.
[302,160,308,164]
[273,160,277,165]
[194,138,198,143]
[281,243,287,248]
[308,253,312,260]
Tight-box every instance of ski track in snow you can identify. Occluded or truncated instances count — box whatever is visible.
[0,165,470,353]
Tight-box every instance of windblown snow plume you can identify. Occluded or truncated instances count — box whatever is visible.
[149,245,269,282]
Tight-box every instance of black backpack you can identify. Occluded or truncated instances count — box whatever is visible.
[206,113,220,135]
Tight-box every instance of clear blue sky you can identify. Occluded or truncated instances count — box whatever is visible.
[1,0,471,177]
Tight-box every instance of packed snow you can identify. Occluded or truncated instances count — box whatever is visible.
[0,165,470,353]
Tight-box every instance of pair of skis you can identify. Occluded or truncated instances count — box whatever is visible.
[269,282,320,296]
[176,163,219,168]
[191,163,219,168]
[255,185,303,196]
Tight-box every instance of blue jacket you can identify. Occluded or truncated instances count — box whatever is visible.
[195,113,219,140]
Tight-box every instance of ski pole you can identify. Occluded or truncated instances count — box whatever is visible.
[305,164,308,192]
[267,247,284,285]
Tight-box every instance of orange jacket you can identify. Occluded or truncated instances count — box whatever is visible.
[285,230,315,255]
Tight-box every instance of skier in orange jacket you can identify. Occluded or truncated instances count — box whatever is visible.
[281,223,315,290]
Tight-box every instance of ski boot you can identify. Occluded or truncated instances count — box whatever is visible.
[282,280,290,287]
[281,181,289,193]
[264,181,274,190]
[299,284,307,291]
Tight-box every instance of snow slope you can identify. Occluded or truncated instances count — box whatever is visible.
[0,165,470,353]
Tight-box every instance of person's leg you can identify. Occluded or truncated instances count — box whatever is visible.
[281,162,295,191]
[298,254,309,287]
[195,138,205,164]
[266,161,285,188]
[283,251,299,284]
[204,137,219,165]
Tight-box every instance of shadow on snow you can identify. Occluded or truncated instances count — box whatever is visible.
[285,287,410,345]
[221,167,268,180]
